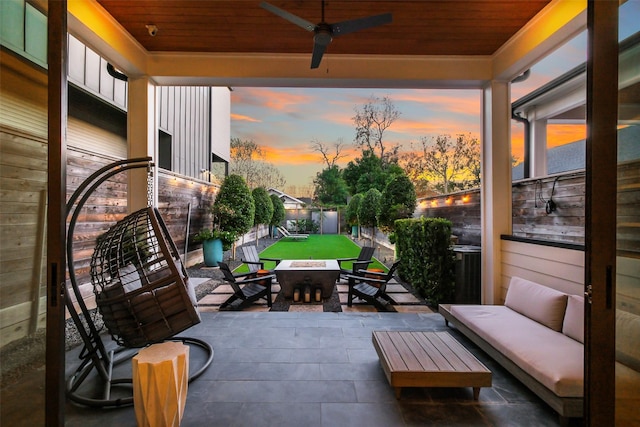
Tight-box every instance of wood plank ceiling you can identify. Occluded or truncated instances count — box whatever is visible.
[97,0,551,58]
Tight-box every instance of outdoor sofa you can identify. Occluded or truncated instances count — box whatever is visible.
[440,275,640,425]
[439,276,584,423]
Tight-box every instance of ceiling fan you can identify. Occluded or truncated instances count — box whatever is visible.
[260,1,392,69]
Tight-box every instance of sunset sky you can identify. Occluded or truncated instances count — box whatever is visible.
[230,3,638,196]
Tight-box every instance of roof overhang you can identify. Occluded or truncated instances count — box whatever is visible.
[67,0,587,89]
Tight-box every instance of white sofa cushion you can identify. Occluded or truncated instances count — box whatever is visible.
[505,276,568,331]
[562,295,585,343]
[450,304,584,397]
[617,310,640,372]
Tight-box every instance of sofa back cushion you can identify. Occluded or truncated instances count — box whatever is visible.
[505,276,568,331]
[562,294,585,343]
[617,310,640,372]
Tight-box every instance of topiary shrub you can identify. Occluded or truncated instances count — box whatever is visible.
[346,193,363,226]
[252,187,274,229]
[269,193,286,233]
[394,217,455,305]
[358,188,382,228]
[378,174,416,232]
[213,174,255,241]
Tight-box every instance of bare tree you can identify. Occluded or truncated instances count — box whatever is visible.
[310,138,348,169]
[398,141,431,197]
[230,138,286,189]
[352,96,400,162]
[422,133,480,194]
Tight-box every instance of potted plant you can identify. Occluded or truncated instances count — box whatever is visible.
[195,175,255,266]
[193,227,236,267]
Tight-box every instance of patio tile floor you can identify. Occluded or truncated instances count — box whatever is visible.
[1,312,584,426]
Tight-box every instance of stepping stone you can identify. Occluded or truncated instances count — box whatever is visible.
[214,284,234,293]
[388,293,422,304]
[199,294,230,304]
[385,284,407,293]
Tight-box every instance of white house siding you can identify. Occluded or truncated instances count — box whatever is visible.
[500,239,585,302]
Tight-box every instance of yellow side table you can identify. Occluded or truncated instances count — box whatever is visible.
[132,341,189,427]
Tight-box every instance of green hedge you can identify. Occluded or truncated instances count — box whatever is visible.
[395,217,455,305]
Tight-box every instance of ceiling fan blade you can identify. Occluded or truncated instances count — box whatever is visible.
[310,40,328,69]
[332,13,392,36]
[260,2,315,32]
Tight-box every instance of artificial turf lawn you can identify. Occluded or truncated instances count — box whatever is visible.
[235,234,388,273]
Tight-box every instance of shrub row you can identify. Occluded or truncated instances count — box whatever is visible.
[395,217,456,305]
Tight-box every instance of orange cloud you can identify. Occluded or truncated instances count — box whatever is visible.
[393,91,481,116]
[260,144,320,165]
[231,113,261,122]
[260,142,361,167]
[393,118,480,138]
[547,124,586,148]
[232,88,315,112]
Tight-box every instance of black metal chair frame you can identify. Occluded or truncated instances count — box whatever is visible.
[218,262,275,310]
[65,158,213,407]
[241,245,281,274]
[345,260,401,311]
[337,246,376,281]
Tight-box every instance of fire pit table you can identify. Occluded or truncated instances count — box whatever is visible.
[274,259,340,302]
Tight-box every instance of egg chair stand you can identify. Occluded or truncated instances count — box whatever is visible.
[64,157,213,407]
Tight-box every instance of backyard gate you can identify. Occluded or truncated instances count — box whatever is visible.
[312,210,338,234]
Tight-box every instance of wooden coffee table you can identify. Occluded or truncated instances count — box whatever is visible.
[372,330,491,399]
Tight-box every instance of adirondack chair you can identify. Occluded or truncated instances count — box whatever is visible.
[345,260,401,311]
[241,245,281,274]
[336,245,375,281]
[218,262,274,310]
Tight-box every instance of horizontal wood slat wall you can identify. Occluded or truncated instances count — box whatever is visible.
[157,170,218,263]
[0,127,48,346]
[415,173,586,246]
[512,173,586,244]
[415,160,639,260]
[414,190,481,245]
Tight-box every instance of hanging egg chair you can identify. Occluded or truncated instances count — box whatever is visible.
[90,206,201,348]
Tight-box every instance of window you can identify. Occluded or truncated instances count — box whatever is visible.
[158,130,172,171]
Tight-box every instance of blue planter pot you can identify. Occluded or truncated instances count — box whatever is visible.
[202,239,223,267]
[351,225,359,238]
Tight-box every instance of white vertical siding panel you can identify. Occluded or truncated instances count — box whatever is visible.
[211,87,230,162]
[159,86,168,131]
[67,34,85,84]
[84,48,101,93]
[99,58,114,100]
[113,78,127,110]
[167,87,175,134]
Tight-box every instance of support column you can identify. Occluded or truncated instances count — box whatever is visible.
[530,118,548,177]
[481,81,512,304]
[127,77,157,211]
